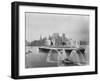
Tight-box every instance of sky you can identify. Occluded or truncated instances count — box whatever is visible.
[25,12,89,42]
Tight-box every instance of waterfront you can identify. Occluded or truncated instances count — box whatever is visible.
[25,45,89,68]
[25,46,57,68]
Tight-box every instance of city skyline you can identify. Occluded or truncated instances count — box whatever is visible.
[26,12,89,42]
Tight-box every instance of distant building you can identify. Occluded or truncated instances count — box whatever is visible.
[25,40,30,46]
[80,41,89,45]
[44,33,81,47]
[40,35,43,40]
[52,33,62,46]
[31,33,83,47]
[69,40,80,48]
